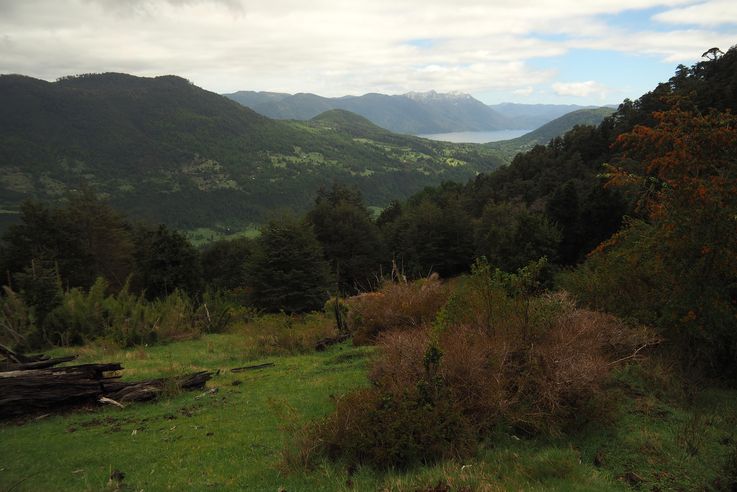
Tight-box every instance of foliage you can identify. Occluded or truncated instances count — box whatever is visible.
[132,224,203,300]
[1,276,224,349]
[436,257,549,334]
[0,189,135,291]
[346,275,450,345]
[0,285,34,350]
[382,193,475,279]
[14,259,63,340]
[303,259,658,470]
[200,237,254,293]
[306,183,385,294]
[305,387,476,470]
[246,213,331,313]
[0,191,211,309]
[567,107,737,377]
[475,203,561,272]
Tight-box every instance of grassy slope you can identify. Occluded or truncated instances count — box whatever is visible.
[1,325,735,491]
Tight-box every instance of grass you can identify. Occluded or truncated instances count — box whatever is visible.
[185,226,260,247]
[0,334,373,491]
[1,324,736,491]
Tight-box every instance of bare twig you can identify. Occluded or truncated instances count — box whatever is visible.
[99,396,126,409]
[608,342,655,366]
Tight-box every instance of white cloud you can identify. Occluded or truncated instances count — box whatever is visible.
[0,0,734,100]
[552,81,610,99]
[653,0,737,26]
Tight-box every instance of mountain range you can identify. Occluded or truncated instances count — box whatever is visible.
[0,73,506,230]
[224,90,607,134]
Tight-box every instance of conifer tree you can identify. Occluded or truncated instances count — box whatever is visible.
[247,214,330,313]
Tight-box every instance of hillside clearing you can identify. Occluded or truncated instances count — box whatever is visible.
[2,326,735,491]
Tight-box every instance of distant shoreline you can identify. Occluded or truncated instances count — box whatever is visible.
[416,129,532,144]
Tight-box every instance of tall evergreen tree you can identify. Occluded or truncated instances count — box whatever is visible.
[132,224,202,299]
[246,214,330,313]
[475,202,560,272]
[200,237,254,292]
[0,189,135,291]
[307,183,384,293]
[391,198,475,278]
[546,181,581,264]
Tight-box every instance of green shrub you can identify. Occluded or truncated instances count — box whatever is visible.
[8,277,231,349]
[43,277,109,345]
[303,385,476,470]
[0,286,36,350]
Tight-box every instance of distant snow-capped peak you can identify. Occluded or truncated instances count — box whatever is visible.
[403,90,473,102]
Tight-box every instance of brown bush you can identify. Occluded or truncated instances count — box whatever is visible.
[438,326,508,432]
[297,260,660,470]
[368,292,659,436]
[347,275,449,344]
[369,328,429,395]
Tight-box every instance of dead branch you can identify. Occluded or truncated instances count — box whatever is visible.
[231,362,275,372]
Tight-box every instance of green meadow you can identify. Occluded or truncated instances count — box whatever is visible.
[2,317,735,491]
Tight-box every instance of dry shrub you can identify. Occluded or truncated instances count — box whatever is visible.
[369,328,429,394]
[347,274,449,345]
[237,312,338,356]
[297,260,659,470]
[507,304,623,434]
[437,326,508,432]
[376,294,658,436]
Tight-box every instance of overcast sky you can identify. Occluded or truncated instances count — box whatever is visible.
[0,0,735,105]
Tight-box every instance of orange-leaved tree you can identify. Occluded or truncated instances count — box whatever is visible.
[573,107,737,376]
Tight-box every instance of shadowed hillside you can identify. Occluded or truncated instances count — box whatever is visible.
[0,73,504,229]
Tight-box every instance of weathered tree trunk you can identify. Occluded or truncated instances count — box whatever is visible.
[0,349,212,418]
[315,333,350,351]
[0,364,122,417]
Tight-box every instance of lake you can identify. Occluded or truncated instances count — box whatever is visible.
[416,129,532,143]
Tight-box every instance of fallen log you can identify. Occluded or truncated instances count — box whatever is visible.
[0,365,122,417]
[315,333,350,351]
[0,353,212,418]
[231,362,274,372]
[0,355,78,372]
[0,344,45,364]
[104,371,212,403]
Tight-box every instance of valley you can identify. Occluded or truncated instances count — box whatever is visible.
[1,4,736,488]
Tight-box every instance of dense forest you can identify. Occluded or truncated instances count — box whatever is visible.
[2,45,737,491]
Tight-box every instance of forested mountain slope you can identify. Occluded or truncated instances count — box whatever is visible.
[0,73,503,229]
[485,107,616,163]
[225,90,512,133]
[487,102,607,129]
[379,46,737,273]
